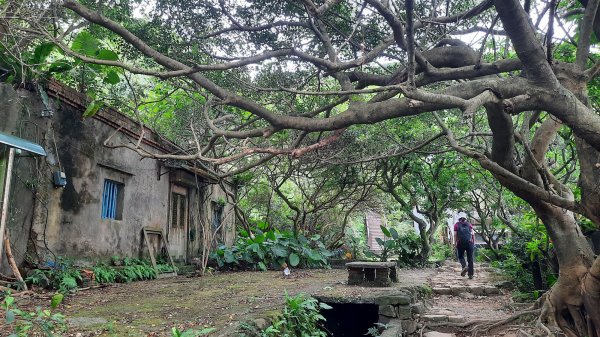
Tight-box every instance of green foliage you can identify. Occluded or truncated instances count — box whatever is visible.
[365,323,388,336]
[115,263,157,283]
[211,227,332,270]
[92,265,117,284]
[428,243,454,262]
[489,219,555,300]
[2,292,67,337]
[239,293,330,337]
[25,260,82,293]
[26,258,168,291]
[171,327,216,337]
[492,253,534,295]
[372,226,421,266]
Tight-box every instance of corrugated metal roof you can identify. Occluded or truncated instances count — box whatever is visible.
[0,131,46,156]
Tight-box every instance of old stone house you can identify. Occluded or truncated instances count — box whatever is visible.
[0,80,235,272]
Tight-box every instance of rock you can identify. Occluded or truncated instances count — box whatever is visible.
[67,317,108,327]
[458,292,475,299]
[435,309,455,316]
[380,319,402,337]
[375,294,412,306]
[450,286,467,295]
[401,319,418,334]
[379,304,397,317]
[432,287,452,295]
[397,305,412,319]
[421,314,448,322]
[469,285,485,295]
[253,318,268,330]
[424,332,455,337]
[483,286,500,294]
[448,315,465,323]
[495,280,512,288]
[411,302,426,314]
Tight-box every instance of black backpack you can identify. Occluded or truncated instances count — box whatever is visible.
[457,221,471,244]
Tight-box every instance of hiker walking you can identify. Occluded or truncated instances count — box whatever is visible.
[454,213,475,279]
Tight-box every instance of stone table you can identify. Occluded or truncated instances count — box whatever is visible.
[345,261,398,287]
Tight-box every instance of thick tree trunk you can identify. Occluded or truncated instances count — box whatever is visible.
[531,203,599,337]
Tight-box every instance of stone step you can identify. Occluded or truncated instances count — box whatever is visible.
[424,332,456,337]
[431,285,500,296]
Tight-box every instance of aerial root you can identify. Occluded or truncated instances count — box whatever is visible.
[470,309,541,336]
[423,308,542,336]
[536,320,554,337]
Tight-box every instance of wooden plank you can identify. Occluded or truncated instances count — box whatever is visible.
[142,226,177,278]
[142,227,159,275]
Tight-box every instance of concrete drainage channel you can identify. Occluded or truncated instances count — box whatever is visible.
[315,288,427,337]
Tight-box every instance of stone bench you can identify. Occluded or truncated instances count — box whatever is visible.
[345,261,398,287]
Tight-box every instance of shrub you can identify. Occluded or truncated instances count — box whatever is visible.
[369,226,421,266]
[429,243,454,262]
[239,293,331,337]
[2,292,67,336]
[211,227,333,271]
[26,258,165,291]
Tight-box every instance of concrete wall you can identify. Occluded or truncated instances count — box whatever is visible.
[0,83,235,270]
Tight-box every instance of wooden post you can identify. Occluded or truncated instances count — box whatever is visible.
[3,230,26,289]
[0,148,15,271]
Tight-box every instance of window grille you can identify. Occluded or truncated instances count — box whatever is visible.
[171,193,187,228]
[101,179,124,220]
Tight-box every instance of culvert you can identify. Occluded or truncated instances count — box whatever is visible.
[319,301,379,337]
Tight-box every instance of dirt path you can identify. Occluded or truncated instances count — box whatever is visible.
[421,261,529,337]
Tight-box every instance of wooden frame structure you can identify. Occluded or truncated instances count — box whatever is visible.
[142,226,177,278]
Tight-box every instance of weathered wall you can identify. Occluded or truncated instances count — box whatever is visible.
[0,82,236,269]
[39,101,172,260]
[0,85,45,274]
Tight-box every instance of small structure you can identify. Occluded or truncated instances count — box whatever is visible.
[346,261,398,287]
[0,81,235,272]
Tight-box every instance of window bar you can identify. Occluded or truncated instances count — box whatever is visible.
[102,180,108,219]
[109,182,116,219]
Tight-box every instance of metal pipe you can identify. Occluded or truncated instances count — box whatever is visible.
[0,147,16,269]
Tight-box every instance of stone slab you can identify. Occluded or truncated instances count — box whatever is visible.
[411,302,426,314]
[424,331,455,337]
[483,286,500,294]
[421,314,448,322]
[397,305,412,319]
[450,286,467,295]
[432,287,452,295]
[469,285,485,295]
[346,261,396,268]
[448,315,465,323]
[374,293,412,306]
[379,304,397,317]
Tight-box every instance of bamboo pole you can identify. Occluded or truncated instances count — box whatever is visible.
[0,147,15,270]
[4,229,26,290]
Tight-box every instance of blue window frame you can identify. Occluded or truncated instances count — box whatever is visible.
[101,179,124,220]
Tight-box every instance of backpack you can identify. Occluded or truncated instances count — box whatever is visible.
[456,221,471,244]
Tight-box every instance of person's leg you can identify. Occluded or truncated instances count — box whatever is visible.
[467,243,475,277]
[457,243,468,276]
[457,244,466,269]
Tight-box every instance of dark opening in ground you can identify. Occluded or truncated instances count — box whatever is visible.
[320,302,379,337]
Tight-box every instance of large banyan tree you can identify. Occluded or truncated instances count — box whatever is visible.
[3,0,600,335]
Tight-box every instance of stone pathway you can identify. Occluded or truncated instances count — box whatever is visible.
[417,261,520,337]
[430,261,503,297]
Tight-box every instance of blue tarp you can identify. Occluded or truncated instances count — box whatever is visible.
[0,131,46,156]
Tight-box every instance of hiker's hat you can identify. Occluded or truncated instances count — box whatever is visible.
[457,212,467,220]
